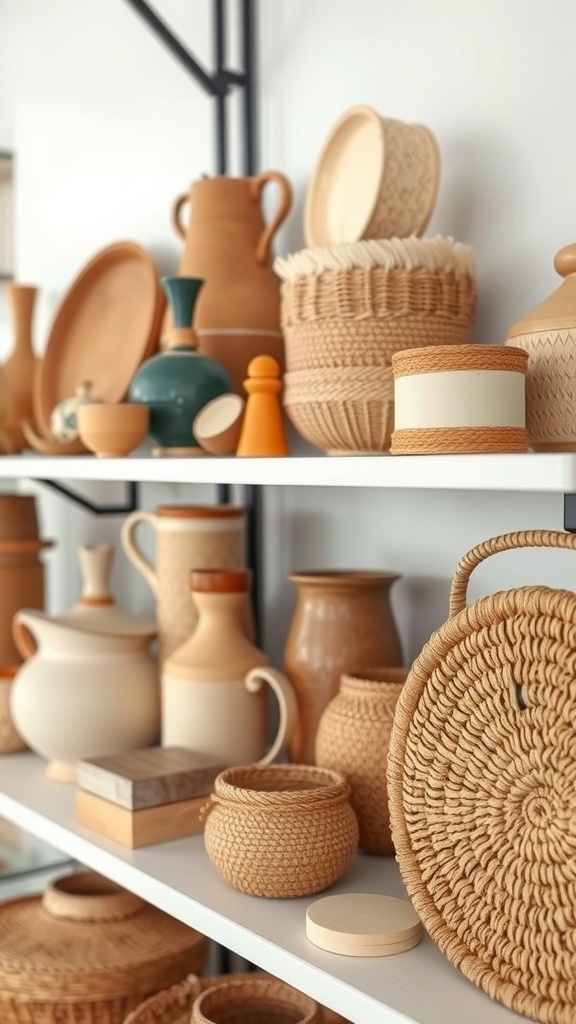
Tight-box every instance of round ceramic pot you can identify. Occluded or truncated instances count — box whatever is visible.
[315,667,408,854]
[204,763,358,898]
[192,977,321,1024]
[10,610,159,781]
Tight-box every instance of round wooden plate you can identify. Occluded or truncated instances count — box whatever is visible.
[306,893,422,957]
[34,242,164,435]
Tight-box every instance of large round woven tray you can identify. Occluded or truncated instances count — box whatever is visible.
[387,530,576,1024]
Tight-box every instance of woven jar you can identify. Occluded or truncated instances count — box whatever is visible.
[390,344,529,454]
[315,667,408,855]
[0,869,208,1024]
[204,764,358,898]
[192,978,321,1024]
[506,242,576,450]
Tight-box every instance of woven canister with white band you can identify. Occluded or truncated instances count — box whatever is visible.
[390,345,529,454]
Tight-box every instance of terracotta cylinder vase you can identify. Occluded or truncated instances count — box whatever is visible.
[315,667,408,854]
[0,495,52,668]
[169,173,293,392]
[283,571,403,765]
[3,283,38,452]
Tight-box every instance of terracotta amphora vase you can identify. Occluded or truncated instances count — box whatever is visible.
[168,172,293,392]
[283,571,403,765]
[162,569,297,766]
[3,284,39,452]
[0,494,52,668]
[315,667,408,854]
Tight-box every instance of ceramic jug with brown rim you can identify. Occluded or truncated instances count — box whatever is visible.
[168,173,293,392]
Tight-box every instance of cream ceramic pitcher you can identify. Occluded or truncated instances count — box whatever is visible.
[162,569,297,765]
[121,505,246,665]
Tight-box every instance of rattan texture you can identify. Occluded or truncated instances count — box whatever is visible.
[387,530,576,1024]
[204,764,358,898]
[390,426,529,455]
[281,267,477,372]
[506,329,576,449]
[284,367,393,453]
[315,669,408,855]
[192,977,321,1024]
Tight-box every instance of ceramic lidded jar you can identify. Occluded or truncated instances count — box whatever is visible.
[162,569,297,766]
[0,869,207,1024]
[506,243,576,450]
[121,504,247,665]
[129,277,233,455]
[283,570,403,765]
[169,173,293,392]
[315,667,408,854]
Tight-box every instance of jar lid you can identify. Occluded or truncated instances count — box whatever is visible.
[507,243,576,337]
[306,893,422,956]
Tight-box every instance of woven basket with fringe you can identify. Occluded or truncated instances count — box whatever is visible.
[283,366,393,453]
[387,530,576,1024]
[275,238,477,373]
[204,764,358,898]
[315,668,408,855]
[123,972,350,1024]
[0,870,208,1024]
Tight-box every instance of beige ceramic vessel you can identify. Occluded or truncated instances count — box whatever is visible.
[78,402,149,457]
[284,570,403,764]
[304,105,440,246]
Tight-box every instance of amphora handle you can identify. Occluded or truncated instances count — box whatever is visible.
[251,171,293,266]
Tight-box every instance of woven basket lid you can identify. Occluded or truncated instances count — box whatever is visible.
[507,242,576,337]
[0,870,206,1001]
[387,529,576,1024]
[306,893,422,956]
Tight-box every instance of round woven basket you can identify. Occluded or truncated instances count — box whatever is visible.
[192,977,321,1024]
[204,764,358,898]
[387,530,576,1024]
[0,870,208,1024]
[283,367,393,454]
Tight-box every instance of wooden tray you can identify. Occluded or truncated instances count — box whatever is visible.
[34,241,164,434]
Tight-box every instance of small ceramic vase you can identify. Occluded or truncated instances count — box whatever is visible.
[121,504,248,665]
[192,977,321,1024]
[315,667,408,854]
[129,277,233,456]
[3,283,39,452]
[59,543,157,637]
[50,381,102,442]
[162,569,297,765]
[284,570,403,764]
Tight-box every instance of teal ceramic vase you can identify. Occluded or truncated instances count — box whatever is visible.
[129,277,233,455]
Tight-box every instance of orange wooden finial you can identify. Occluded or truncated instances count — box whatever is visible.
[236,356,289,457]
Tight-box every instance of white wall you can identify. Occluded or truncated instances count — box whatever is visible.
[0,0,574,665]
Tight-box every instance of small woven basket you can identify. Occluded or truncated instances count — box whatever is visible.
[204,764,358,898]
[283,367,393,454]
[192,977,321,1024]
[387,530,576,1024]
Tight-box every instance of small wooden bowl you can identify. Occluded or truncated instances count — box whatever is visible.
[192,394,245,455]
[77,403,149,458]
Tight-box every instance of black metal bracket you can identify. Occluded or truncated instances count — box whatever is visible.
[563,494,576,532]
[121,0,257,175]
[36,480,140,517]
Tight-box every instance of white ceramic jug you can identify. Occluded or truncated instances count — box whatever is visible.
[10,611,159,782]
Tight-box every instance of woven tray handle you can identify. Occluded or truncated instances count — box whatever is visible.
[449,529,576,617]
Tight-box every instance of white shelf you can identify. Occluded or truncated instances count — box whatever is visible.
[1,450,576,491]
[0,753,526,1024]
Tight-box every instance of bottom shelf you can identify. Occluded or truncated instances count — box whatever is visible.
[0,753,525,1024]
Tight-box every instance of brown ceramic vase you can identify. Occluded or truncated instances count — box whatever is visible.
[283,570,403,765]
[168,173,293,392]
[315,667,408,854]
[3,284,39,452]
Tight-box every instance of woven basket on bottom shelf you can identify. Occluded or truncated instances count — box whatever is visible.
[387,530,576,1024]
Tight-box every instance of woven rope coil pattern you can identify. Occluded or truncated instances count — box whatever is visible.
[391,344,528,376]
[506,330,576,447]
[284,368,393,453]
[192,977,321,1024]
[387,530,576,1024]
[204,764,358,898]
[281,269,476,371]
[390,426,529,455]
[315,669,408,854]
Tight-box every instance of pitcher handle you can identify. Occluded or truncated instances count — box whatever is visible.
[252,171,293,266]
[245,666,298,766]
[120,512,159,596]
[13,611,38,661]
[171,191,190,241]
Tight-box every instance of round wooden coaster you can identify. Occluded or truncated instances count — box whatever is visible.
[306,893,422,957]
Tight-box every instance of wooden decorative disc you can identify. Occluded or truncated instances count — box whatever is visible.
[306,893,421,956]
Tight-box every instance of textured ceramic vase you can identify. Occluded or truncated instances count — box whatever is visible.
[162,569,297,765]
[3,283,39,452]
[315,667,408,854]
[121,504,247,665]
[283,570,403,765]
[129,277,233,455]
[169,174,293,392]
[10,609,159,781]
